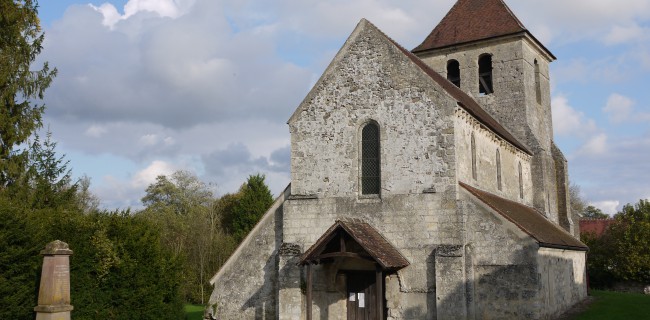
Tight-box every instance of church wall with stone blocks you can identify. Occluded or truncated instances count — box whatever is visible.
[208,1,587,319]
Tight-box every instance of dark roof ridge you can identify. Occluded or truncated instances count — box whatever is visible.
[460,181,588,251]
[360,19,531,154]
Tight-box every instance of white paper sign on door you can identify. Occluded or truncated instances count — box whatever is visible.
[358,292,365,308]
[349,293,356,301]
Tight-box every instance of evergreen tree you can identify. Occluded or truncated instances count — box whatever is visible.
[0,0,57,187]
[230,174,274,241]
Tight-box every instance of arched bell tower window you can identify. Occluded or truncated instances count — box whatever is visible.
[361,122,380,195]
[518,162,524,199]
[447,59,461,88]
[478,54,493,95]
[534,59,542,104]
[471,133,477,180]
[496,149,502,191]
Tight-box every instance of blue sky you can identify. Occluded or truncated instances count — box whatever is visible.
[34,0,650,214]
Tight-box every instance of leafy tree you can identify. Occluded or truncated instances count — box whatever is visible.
[569,183,586,217]
[0,0,57,186]
[139,170,223,303]
[75,175,100,214]
[583,205,609,219]
[584,200,650,288]
[142,171,213,216]
[228,174,274,241]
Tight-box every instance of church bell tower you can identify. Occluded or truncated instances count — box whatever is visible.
[412,0,573,231]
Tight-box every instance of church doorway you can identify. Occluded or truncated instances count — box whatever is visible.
[346,271,383,320]
[299,220,408,320]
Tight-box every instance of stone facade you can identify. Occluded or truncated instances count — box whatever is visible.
[208,1,588,319]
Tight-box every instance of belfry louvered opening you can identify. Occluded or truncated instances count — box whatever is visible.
[479,54,493,95]
[361,122,381,195]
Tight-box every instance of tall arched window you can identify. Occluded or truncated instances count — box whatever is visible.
[478,54,493,95]
[447,59,460,88]
[361,122,380,195]
[534,59,542,104]
[471,133,477,180]
[496,149,502,191]
[518,162,523,199]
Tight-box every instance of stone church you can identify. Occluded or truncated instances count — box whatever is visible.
[208,0,588,319]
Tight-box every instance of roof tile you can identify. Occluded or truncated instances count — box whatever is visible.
[413,0,526,52]
[299,219,410,269]
[460,182,588,251]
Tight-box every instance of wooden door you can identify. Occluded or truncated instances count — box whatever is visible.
[346,272,379,320]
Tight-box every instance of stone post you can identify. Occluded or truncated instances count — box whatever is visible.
[34,240,73,320]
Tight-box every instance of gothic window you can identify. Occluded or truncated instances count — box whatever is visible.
[447,59,461,88]
[361,122,380,195]
[478,54,493,95]
[518,162,523,199]
[534,59,542,104]
[496,149,502,191]
[471,133,477,180]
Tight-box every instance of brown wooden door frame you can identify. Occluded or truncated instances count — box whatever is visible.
[345,269,385,320]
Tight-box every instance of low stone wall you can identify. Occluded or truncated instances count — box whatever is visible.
[611,282,650,295]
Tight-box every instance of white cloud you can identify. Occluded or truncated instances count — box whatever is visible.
[131,160,177,188]
[509,0,650,44]
[602,93,650,124]
[85,124,107,138]
[139,134,159,146]
[604,24,650,45]
[603,93,634,123]
[590,200,620,215]
[577,133,608,156]
[91,0,189,28]
[90,3,122,27]
[552,95,598,137]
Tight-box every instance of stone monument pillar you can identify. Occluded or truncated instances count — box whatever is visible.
[34,240,73,320]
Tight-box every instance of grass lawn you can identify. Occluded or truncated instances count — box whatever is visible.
[184,304,204,320]
[571,290,650,320]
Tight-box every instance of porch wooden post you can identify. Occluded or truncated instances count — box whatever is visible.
[376,266,383,320]
[306,263,313,320]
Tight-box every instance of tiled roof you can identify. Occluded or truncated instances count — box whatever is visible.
[375,21,531,154]
[413,0,525,52]
[412,0,554,59]
[580,218,615,238]
[299,219,410,270]
[460,182,588,251]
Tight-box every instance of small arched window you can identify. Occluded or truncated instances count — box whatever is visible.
[478,54,493,95]
[361,122,380,195]
[534,59,542,104]
[496,149,502,191]
[471,133,477,180]
[518,162,523,199]
[447,60,461,88]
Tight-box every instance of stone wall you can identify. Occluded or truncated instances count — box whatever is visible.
[288,20,459,199]
[460,186,587,320]
[285,20,465,319]
[416,36,563,224]
[207,186,289,319]
[454,107,533,205]
[537,248,587,318]
[460,188,542,319]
